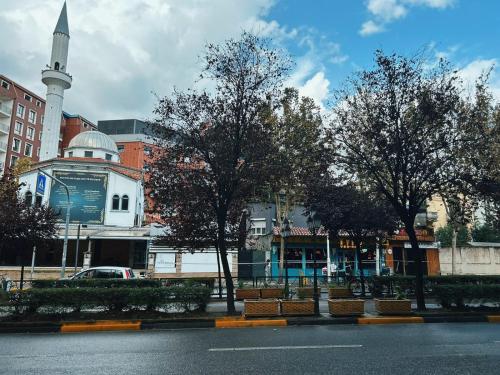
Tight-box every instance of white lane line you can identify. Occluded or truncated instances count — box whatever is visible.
[209,344,362,352]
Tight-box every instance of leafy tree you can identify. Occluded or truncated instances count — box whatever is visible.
[149,32,291,313]
[435,224,470,248]
[330,51,483,310]
[472,223,500,243]
[306,177,398,295]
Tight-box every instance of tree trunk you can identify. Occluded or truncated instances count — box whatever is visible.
[406,225,426,311]
[451,228,457,275]
[355,241,365,297]
[217,217,236,314]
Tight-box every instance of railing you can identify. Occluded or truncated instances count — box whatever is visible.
[0,122,9,134]
[0,141,8,152]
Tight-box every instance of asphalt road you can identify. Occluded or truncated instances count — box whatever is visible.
[1,323,499,375]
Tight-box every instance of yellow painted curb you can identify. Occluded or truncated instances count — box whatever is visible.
[487,315,500,323]
[216,316,245,321]
[61,320,141,333]
[357,316,424,325]
[215,319,287,328]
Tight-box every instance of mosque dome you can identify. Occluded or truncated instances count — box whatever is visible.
[68,131,118,153]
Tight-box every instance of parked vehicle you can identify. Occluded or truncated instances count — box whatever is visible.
[70,267,136,280]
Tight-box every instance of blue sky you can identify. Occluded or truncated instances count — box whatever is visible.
[0,0,498,121]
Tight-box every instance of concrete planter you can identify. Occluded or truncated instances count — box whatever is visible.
[244,299,280,317]
[281,299,315,316]
[374,299,412,315]
[260,288,284,299]
[235,288,260,300]
[328,287,353,299]
[328,299,364,316]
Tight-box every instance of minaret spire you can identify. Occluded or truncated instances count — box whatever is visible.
[40,1,72,161]
[54,1,69,37]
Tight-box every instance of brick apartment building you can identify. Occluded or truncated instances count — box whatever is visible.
[0,74,96,174]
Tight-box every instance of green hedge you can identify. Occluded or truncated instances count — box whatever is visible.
[433,284,500,308]
[31,279,162,289]
[8,286,211,315]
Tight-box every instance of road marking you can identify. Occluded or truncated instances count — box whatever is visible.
[209,344,362,352]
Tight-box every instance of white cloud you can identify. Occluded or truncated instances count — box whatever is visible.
[298,71,330,109]
[359,20,385,36]
[458,59,500,101]
[360,0,455,36]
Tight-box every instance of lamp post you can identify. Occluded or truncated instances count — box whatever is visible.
[38,168,71,279]
[307,213,321,316]
[281,218,291,299]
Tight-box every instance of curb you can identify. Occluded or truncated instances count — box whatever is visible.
[1,314,499,334]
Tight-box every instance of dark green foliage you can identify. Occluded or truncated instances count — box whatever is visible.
[433,284,500,308]
[8,286,212,315]
[472,223,500,243]
[30,279,162,289]
[435,224,471,247]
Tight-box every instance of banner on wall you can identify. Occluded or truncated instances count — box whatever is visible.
[49,171,108,224]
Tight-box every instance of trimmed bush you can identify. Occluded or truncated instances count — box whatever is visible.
[433,284,500,308]
[31,279,162,289]
[8,285,212,315]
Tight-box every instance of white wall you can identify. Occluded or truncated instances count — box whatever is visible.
[439,247,500,275]
[181,252,232,273]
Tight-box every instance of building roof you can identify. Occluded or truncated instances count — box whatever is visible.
[68,131,118,153]
[54,1,69,36]
[272,226,328,237]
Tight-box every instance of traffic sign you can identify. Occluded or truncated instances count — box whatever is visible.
[36,173,46,195]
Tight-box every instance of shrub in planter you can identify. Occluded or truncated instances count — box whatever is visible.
[244,299,280,317]
[328,299,364,316]
[281,299,315,316]
[328,285,353,299]
[235,283,261,300]
[31,279,162,289]
[296,287,320,299]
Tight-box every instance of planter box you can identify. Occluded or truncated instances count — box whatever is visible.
[260,288,284,299]
[281,299,315,316]
[235,288,260,300]
[328,299,364,316]
[296,287,320,299]
[328,287,353,299]
[374,299,412,315]
[244,299,280,317]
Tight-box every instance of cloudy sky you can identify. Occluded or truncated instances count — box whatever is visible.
[1,0,499,123]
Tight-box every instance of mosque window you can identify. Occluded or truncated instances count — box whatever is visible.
[112,195,120,210]
[68,151,73,157]
[54,62,60,70]
[84,151,93,158]
[121,195,129,211]
[105,153,112,161]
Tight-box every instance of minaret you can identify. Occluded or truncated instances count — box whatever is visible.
[40,1,72,161]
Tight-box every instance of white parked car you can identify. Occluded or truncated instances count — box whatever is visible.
[70,266,136,280]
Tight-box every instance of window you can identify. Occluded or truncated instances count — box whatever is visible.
[250,219,266,236]
[10,155,18,167]
[35,195,42,207]
[12,138,21,152]
[121,195,129,211]
[105,153,112,161]
[83,123,88,128]
[1,80,9,90]
[28,110,36,124]
[36,100,41,107]
[16,104,25,118]
[84,151,93,158]
[24,143,33,157]
[24,94,32,102]
[112,194,120,210]
[14,121,23,135]
[37,147,40,157]
[54,62,60,70]
[24,191,33,206]
[41,116,44,125]
[68,151,73,157]
[27,127,35,140]
[117,145,124,153]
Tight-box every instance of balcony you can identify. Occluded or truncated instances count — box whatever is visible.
[0,141,8,152]
[0,102,12,118]
[0,122,9,134]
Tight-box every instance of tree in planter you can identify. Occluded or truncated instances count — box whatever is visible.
[330,51,484,310]
[0,172,58,273]
[149,32,291,314]
[306,177,398,296]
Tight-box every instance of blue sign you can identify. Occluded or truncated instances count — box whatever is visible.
[49,171,108,224]
[36,174,46,195]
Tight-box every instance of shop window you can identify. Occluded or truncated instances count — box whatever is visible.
[112,194,120,210]
[121,195,129,211]
[277,248,303,269]
[306,248,327,269]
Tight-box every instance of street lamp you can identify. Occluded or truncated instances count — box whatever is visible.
[307,213,321,316]
[281,217,291,299]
